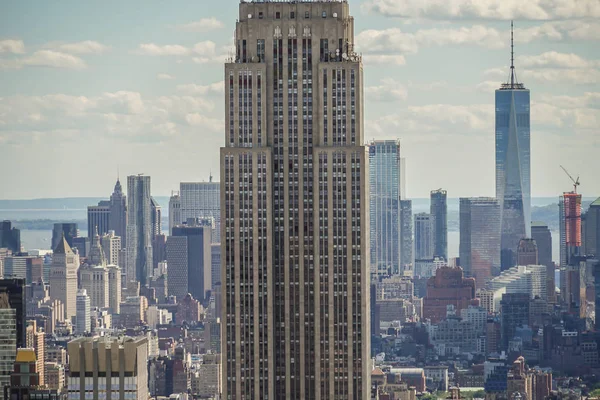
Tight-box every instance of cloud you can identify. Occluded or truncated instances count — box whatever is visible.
[55,40,111,54]
[20,50,87,69]
[522,68,600,84]
[157,73,174,80]
[362,54,406,66]
[365,79,408,101]
[361,0,600,20]
[136,43,190,56]
[176,17,224,32]
[0,39,25,54]
[176,82,223,95]
[518,51,599,69]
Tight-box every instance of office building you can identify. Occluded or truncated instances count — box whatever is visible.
[49,235,80,320]
[560,191,582,267]
[180,181,220,243]
[422,266,476,323]
[151,197,162,237]
[168,219,212,303]
[583,197,600,257]
[0,220,20,253]
[87,201,110,238]
[51,223,78,251]
[369,139,402,276]
[415,213,434,262]
[79,230,109,308]
[496,23,531,269]
[169,191,182,235]
[75,289,91,335]
[109,178,128,248]
[3,348,65,400]
[501,292,530,348]
[152,233,167,270]
[211,243,221,288]
[26,320,45,386]
[0,279,25,390]
[517,238,538,266]
[460,197,501,289]
[221,1,370,398]
[400,199,414,273]
[531,222,554,301]
[67,336,148,400]
[45,362,65,392]
[126,174,153,285]
[119,296,147,329]
[488,265,547,300]
[3,254,42,283]
[107,265,121,314]
[431,189,448,260]
[101,230,121,266]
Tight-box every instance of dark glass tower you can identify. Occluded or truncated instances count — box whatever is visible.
[430,189,448,260]
[496,22,531,270]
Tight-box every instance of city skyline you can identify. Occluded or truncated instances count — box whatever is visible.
[1,1,598,199]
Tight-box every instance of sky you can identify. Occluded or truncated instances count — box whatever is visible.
[0,0,598,200]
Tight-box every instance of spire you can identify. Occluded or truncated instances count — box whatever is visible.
[88,226,106,266]
[53,232,73,254]
[510,20,515,88]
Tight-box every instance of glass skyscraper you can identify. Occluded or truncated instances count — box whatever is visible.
[495,24,531,269]
[369,140,404,276]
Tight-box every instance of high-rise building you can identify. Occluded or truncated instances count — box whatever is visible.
[221,1,370,398]
[168,219,212,304]
[531,222,554,301]
[180,181,220,243]
[500,292,530,348]
[369,139,402,276]
[430,189,448,260]
[67,336,148,400]
[51,223,78,251]
[109,178,128,248]
[415,213,434,261]
[87,201,110,238]
[107,264,121,314]
[26,320,46,386]
[495,23,531,270]
[75,289,91,335]
[151,197,162,237]
[168,191,182,235]
[101,230,121,266]
[583,197,600,257]
[127,174,153,285]
[559,191,582,267]
[517,238,538,266]
[460,197,501,289]
[0,279,25,389]
[422,266,476,323]
[211,242,221,288]
[49,235,79,320]
[0,221,20,253]
[3,254,42,283]
[400,199,414,274]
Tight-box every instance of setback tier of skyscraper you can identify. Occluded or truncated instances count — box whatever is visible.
[221,1,370,398]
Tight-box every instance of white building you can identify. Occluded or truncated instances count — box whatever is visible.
[107,265,121,314]
[101,231,121,266]
[169,192,182,235]
[488,265,547,299]
[190,354,221,398]
[476,287,506,314]
[180,181,220,243]
[49,235,80,320]
[75,289,91,335]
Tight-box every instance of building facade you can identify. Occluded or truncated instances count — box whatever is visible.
[0,220,20,253]
[221,1,370,398]
[180,181,221,243]
[415,213,434,263]
[75,289,91,335]
[422,266,476,323]
[430,189,448,260]
[87,201,110,238]
[400,199,414,274]
[460,197,501,289]
[0,279,25,390]
[109,178,128,248]
[168,192,181,235]
[369,139,402,277]
[127,175,153,285]
[495,34,531,269]
[51,223,78,251]
[49,236,79,320]
[559,191,582,267]
[583,197,600,258]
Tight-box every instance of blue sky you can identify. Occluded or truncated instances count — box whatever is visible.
[0,0,598,199]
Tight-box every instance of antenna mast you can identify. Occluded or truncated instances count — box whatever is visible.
[510,20,515,88]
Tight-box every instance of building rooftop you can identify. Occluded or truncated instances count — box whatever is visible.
[53,234,73,254]
[591,197,600,207]
[15,348,37,363]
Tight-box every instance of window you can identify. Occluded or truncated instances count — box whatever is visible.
[290,11,295,19]
[276,11,281,19]
[258,12,263,19]
[305,11,310,19]
[322,11,327,18]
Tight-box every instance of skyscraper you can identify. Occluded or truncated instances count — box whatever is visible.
[0,279,25,390]
[51,223,78,251]
[0,221,20,253]
[87,201,110,238]
[495,22,531,269]
[517,238,538,266]
[168,191,181,235]
[150,197,162,237]
[531,221,555,302]
[369,140,402,277]
[126,175,153,285]
[221,1,370,398]
[400,199,414,274]
[583,197,600,258]
[415,213,434,261]
[559,191,582,267]
[49,235,79,320]
[75,289,91,335]
[430,189,448,260]
[180,181,220,243]
[460,197,501,289]
[109,178,127,248]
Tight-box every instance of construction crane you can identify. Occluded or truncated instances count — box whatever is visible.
[560,165,580,193]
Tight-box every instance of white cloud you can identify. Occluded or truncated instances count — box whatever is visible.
[55,40,111,54]
[0,39,25,54]
[176,82,223,95]
[518,51,599,69]
[136,43,190,56]
[522,68,600,84]
[362,54,406,66]
[365,79,408,101]
[22,50,87,69]
[361,0,600,20]
[176,17,224,32]
[157,73,174,80]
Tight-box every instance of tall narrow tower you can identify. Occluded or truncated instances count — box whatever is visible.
[126,175,153,285]
[221,1,370,399]
[496,21,531,270]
